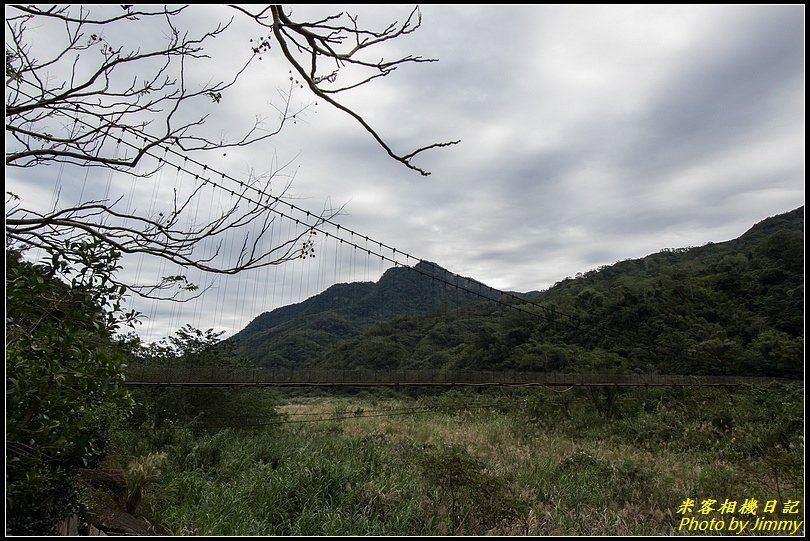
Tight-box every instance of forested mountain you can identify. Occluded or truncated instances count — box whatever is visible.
[231,261,493,367]
[232,207,804,377]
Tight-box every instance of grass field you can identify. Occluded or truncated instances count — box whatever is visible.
[104,384,804,535]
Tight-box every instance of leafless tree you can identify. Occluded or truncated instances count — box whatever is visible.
[5,4,457,298]
[231,5,460,176]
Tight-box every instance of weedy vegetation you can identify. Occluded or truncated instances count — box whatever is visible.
[103,384,803,535]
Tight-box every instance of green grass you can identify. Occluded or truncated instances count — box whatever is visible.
[106,384,804,535]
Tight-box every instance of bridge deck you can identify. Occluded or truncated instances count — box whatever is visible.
[123,368,800,388]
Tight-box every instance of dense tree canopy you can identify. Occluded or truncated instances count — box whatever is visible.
[233,208,804,379]
[6,244,135,533]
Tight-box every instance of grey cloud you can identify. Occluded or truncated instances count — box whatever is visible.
[8,5,804,339]
[620,6,803,179]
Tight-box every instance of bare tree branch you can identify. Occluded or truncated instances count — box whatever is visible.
[5,4,455,300]
[232,4,460,176]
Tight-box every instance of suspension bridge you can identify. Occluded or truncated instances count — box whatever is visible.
[123,367,798,388]
[10,96,800,390]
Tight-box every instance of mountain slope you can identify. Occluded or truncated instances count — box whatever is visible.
[317,207,805,377]
[231,261,495,367]
[233,207,803,377]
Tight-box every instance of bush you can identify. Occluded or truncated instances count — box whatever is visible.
[419,443,525,533]
[6,244,134,534]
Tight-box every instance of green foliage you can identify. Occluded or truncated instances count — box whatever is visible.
[231,261,488,367]
[124,325,279,431]
[746,330,803,378]
[123,324,244,368]
[6,243,135,534]
[107,384,803,535]
[112,428,426,535]
[420,443,523,533]
[554,449,618,505]
[249,207,804,378]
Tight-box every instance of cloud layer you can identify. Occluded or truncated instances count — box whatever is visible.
[7,5,804,340]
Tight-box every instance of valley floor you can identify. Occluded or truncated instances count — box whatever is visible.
[103,384,804,535]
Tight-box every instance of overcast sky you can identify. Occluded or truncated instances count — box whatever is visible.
[6,5,805,341]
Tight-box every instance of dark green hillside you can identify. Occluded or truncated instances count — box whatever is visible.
[314,207,804,377]
[231,261,492,367]
[231,208,803,377]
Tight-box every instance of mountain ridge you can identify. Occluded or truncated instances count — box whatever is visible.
[232,260,497,367]
[232,206,803,376]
